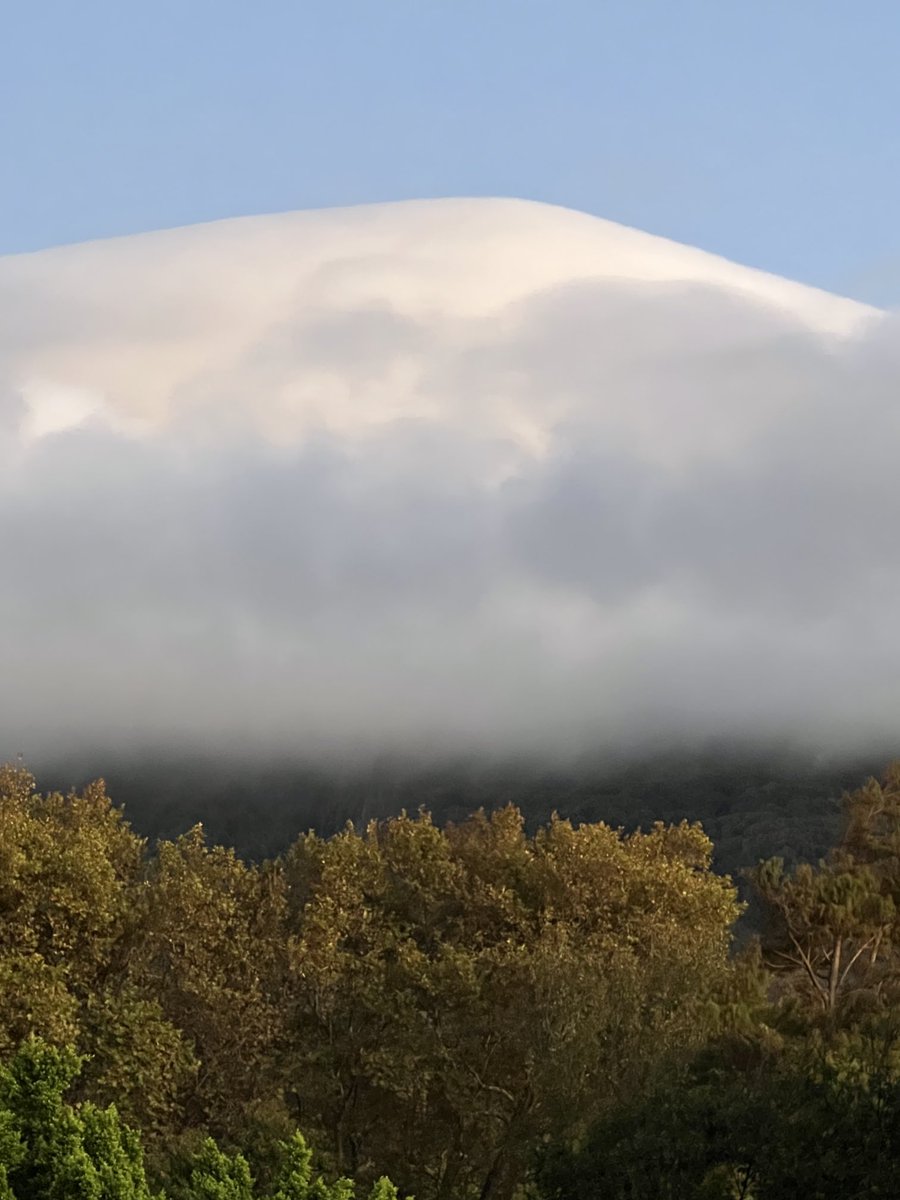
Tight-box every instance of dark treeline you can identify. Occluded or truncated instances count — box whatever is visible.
[41,746,877,884]
[3,759,900,1197]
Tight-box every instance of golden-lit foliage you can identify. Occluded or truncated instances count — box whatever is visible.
[0,765,740,1199]
[282,807,738,1195]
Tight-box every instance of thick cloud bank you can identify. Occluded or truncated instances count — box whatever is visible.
[0,198,897,762]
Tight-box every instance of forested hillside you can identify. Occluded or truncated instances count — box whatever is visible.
[4,760,900,1197]
[44,748,877,884]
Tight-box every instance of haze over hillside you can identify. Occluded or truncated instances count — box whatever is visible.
[0,198,896,765]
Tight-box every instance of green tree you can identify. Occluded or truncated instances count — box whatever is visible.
[0,1039,404,1200]
[131,827,289,1136]
[0,1036,155,1199]
[282,807,739,1200]
[0,765,193,1139]
[537,1020,900,1200]
[171,1137,255,1200]
[750,764,900,1018]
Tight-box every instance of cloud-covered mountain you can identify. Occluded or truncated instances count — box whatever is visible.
[0,198,896,763]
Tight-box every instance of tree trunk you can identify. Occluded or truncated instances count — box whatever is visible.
[828,936,843,1012]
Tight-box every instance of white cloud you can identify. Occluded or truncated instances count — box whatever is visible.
[0,198,895,763]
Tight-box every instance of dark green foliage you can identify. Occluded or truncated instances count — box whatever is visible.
[42,749,870,898]
[538,1022,900,1199]
[538,762,900,1200]
[750,761,900,1018]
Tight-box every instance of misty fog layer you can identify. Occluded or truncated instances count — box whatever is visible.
[0,199,896,762]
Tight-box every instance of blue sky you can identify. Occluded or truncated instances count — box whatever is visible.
[3,1,899,303]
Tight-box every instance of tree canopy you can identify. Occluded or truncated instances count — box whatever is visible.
[4,759,900,1198]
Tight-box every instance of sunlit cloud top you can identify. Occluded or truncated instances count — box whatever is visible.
[0,198,894,762]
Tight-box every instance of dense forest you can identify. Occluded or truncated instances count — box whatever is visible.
[42,746,877,886]
[3,757,900,1197]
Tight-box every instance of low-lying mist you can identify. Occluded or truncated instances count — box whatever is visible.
[2,201,899,772]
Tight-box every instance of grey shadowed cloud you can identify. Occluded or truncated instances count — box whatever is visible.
[0,198,897,764]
